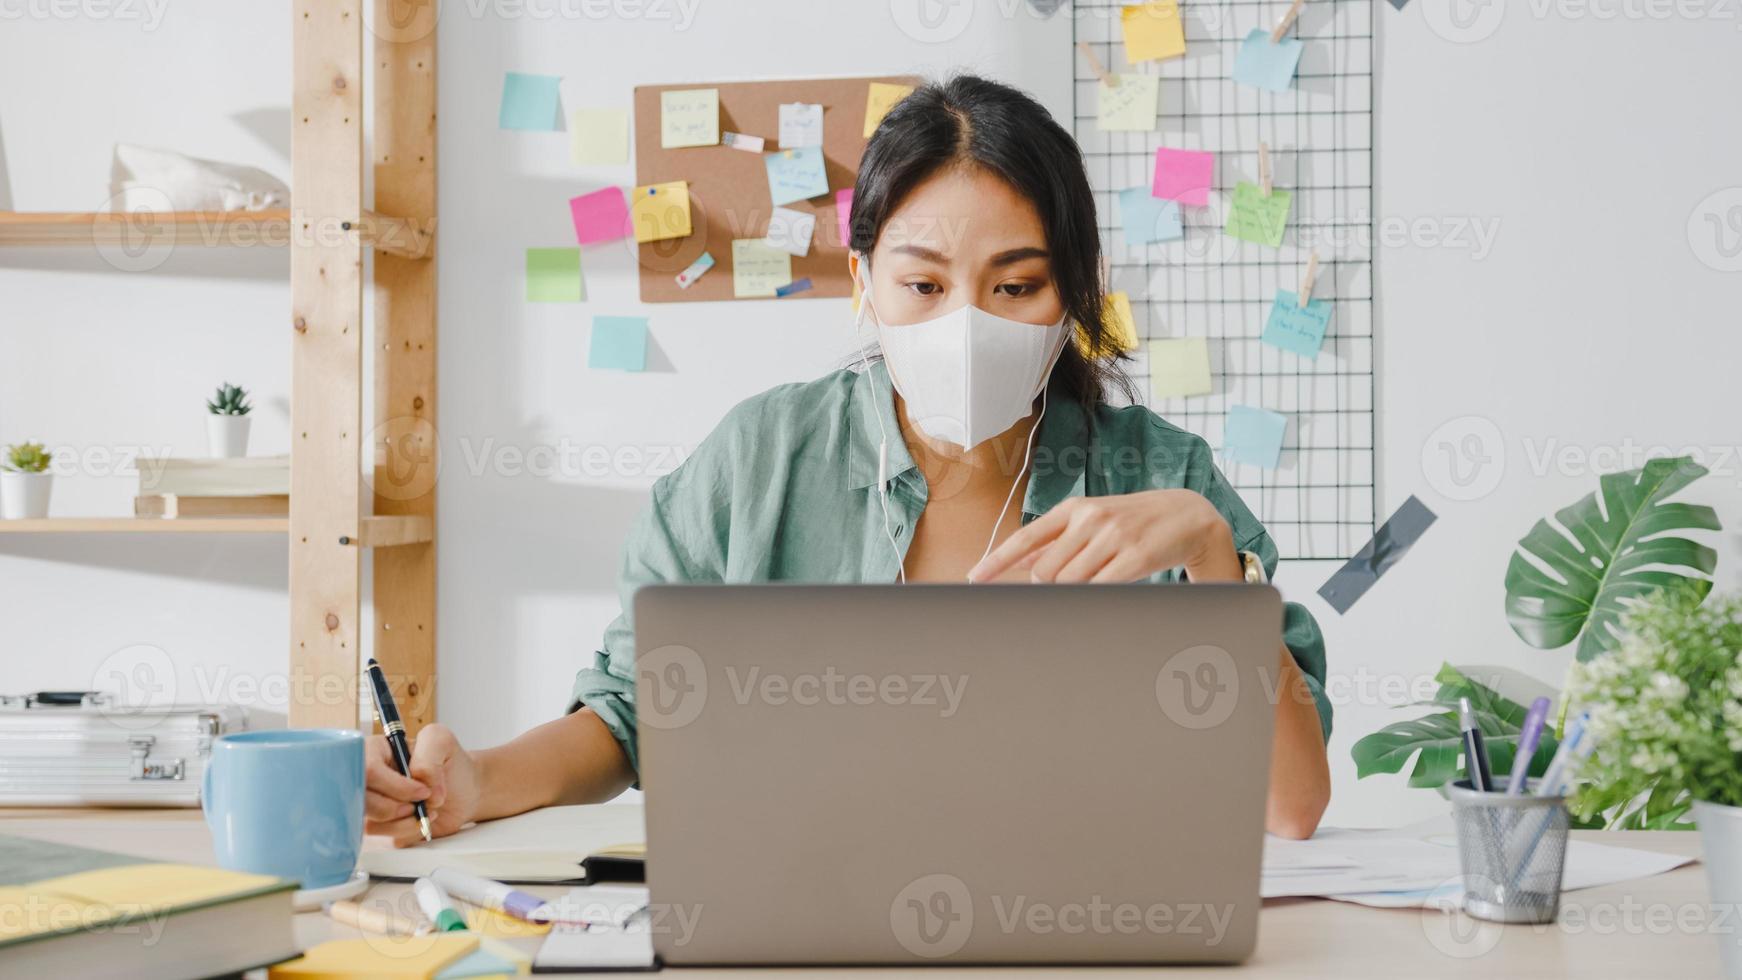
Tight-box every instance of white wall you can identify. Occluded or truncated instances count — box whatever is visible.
[3,1,1739,829]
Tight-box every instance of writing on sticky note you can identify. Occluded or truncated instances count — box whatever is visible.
[764,206,816,258]
[1224,405,1287,469]
[589,316,648,372]
[569,108,628,164]
[661,88,719,148]
[525,247,584,303]
[732,239,792,298]
[1152,148,1214,207]
[1097,74,1160,131]
[764,146,829,206]
[1233,29,1303,92]
[1120,1,1185,63]
[1150,338,1212,398]
[1224,183,1291,248]
[779,103,824,148]
[1102,291,1138,352]
[864,82,914,138]
[569,187,629,245]
[1119,187,1183,246]
[835,189,854,248]
[1262,290,1333,359]
[631,181,692,244]
[499,72,562,130]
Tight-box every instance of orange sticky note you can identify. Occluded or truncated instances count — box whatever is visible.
[631,181,691,244]
[1121,1,1186,63]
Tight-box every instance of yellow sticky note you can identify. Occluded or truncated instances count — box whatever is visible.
[1097,74,1160,132]
[631,181,692,243]
[465,905,552,938]
[660,88,718,148]
[569,108,628,165]
[1150,337,1213,398]
[1103,291,1139,352]
[270,934,478,979]
[1121,1,1186,64]
[864,82,915,138]
[732,238,793,298]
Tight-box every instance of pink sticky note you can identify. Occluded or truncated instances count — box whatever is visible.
[835,188,854,249]
[1152,148,1215,207]
[569,187,630,245]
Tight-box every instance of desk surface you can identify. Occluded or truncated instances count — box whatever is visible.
[0,808,1721,978]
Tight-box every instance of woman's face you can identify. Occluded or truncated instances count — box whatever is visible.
[856,166,1064,329]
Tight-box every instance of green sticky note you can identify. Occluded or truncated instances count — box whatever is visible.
[569,108,629,165]
[525,247,584,302]
[1149,337,1212,399]
[590,315,648,372]
[1224,182,1292,248]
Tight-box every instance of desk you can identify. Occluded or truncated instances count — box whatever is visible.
[0,808,1720,978]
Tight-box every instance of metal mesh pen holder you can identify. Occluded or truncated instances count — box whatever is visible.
[1447,779,1570,924]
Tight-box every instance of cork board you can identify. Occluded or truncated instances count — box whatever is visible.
[632,75,918,303]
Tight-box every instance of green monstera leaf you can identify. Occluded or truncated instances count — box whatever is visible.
[1504,456,1719,662]
[1352,664,1559,790]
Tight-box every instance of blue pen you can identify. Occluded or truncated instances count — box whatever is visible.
[1507,697,1552,795]
[1535,713,1591,797]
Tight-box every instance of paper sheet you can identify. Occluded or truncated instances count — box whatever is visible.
[499,72,562,131]
[590,316,650,372]
[1120,0,1186,63]
[733,238,794,297]
[1152,147,1215,207]
[1119,186,1183,245]
[1262,290,1333,358]
[1233,29,1304,93]
[569,187,630,245]
[630,181,692,244]
[764,147,829,206]
[1097,74,1160,131]
[525,247,584,303]
[362,805,643,882]
[569,108,629,165]
[660,88,719,148]
[779,102,824,148]
[1149,337,1212,399]
[536,885,657,970]
[764,206,816,257]
[1225,183,1292,248]
[1224,405,1287,469]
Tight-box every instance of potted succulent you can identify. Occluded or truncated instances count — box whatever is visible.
[206,382,253,458]
[1,442,54,519]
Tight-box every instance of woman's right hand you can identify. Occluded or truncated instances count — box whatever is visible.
[364,722,484,847]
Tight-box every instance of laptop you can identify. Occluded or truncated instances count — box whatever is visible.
[634,584,1282,966]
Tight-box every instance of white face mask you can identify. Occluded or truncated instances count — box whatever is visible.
[857,271,1070,451]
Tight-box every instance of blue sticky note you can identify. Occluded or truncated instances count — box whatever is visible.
[1232,29,1303,93]
[1262,290,1334,358]
[590,315,648,372]
[764,147,830,206]
[1224,405,1288,469]
[500,72,563,130]
[1118,187,1183,245]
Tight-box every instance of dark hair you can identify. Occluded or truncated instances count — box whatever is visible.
[849,74,1135,410]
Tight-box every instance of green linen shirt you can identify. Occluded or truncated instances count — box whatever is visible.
[569,363,1331,773]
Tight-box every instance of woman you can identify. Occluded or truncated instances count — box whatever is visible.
[366,75,1332,842]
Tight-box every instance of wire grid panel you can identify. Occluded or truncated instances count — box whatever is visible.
[1073,0,1377,560]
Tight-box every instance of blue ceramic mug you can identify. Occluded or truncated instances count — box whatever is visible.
[203,729,366,889]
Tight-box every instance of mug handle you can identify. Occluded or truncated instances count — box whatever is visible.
[201,757,215,830]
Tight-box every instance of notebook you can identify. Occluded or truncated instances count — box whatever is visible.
[361,803,644,883]
[269,934,478,979]
[532,885,656,971]
[0,835,298,978]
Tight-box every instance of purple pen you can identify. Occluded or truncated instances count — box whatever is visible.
[1507,696,1552,795]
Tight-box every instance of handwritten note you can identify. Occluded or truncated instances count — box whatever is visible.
[732,239,793,298]
[1119,187,1183,245]
[569,108,628,164]
[499,72,562,130]
[1097,74,1160,131]
[525,247,584,303]
[835,188,854,248]
[1232,29,1304,92]
[864,82,915,138]
[1149,338,1212,399]
[569,187,630,245]
[1120,1,1185,63]
[779,102,824,148]
[589,316,649,372]
[1224,183,1292,248]
[1224,405,1287,469]
[764,206,816,257]
[1103,291,1139,352]
[764,147,829,206]
[660,88,719,148]
[631,181,692,244]
[1262,290,1333,359]
[1152,148,1214,207]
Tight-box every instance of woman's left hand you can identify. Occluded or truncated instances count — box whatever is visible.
[967,490,1241,584]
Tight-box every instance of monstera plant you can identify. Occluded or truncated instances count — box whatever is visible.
[1353,456,1721,821]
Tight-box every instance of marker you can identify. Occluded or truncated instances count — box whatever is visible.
[414,877,468,932]
[1536,713,1595,797]
[324,899,430,937]
[1507,696,1553,795]
[432,867,553,923]
[1458,697,1494,792]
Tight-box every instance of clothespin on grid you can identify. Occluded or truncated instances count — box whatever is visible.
[1298,251,1320,308]
[1271,0,1306,42]
[1077,41,1118,87]
[1258,141,1274,197]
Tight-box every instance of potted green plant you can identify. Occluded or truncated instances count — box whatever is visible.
[206,382,253,458]
[1564,585,1742,976]
[0,442,54,519]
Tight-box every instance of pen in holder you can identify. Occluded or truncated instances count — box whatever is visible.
[1447,778,1569,924]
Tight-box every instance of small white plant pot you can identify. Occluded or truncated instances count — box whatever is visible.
[0,471,53,520]
[207,414,252,458]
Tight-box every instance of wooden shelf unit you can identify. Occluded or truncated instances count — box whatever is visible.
[0,514,431,545]
[0,208,431,258]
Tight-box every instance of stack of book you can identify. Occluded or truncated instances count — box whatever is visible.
[134,455,290,519]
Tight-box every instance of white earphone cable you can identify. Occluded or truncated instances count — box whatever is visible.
[977,384,1047,571]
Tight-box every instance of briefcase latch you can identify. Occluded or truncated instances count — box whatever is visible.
[128,734,186,781]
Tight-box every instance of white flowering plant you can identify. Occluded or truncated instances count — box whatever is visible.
[1564,585,1742,830]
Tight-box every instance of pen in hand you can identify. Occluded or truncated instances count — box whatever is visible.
[365,657,432,843]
